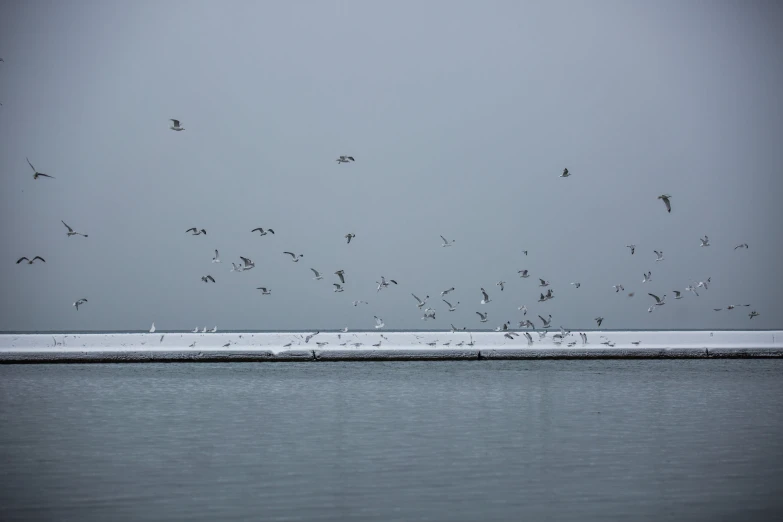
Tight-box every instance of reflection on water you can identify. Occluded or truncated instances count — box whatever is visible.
[1,360,782,521]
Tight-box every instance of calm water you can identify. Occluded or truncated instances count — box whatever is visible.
[1,361,782,521]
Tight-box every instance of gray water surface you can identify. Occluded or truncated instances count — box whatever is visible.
[1,361,782,521]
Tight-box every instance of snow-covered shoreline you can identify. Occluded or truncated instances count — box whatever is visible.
[1,330,781,362]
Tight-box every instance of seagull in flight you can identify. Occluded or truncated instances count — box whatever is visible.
[539,278,550,287]
[412,294,429,308]
[673,290,682,299]
[335,270,345,284]
[595,317,604,327]
[626,244,636,255]
[212,250,220,263]
[440,235,455,247]
[570,282,581,289]
[700,235,710,247]
[345,233,355,244]
[333,283,344,292]
[443,299,459,311]
[726,304,751,310]
[657,194,672,213]
[539,314,552,328]
[376,276,398,292]
[251,227,274,236]
[654,250,664,262]
[685,284,699,297]
[310,268,323,280]
[748,310,760,319]
[336,155,355,163]
[201,275,215,283]
[518,269,529,278]
[560,168,570,178]
[613,284,624,293]
[374,316,385,329]
[60,221,88,237]
[239,256,255,270]
[476,312,488,323]
[73,298,88,311]
[734,243,748,250]
[16,256,45,264]
[441,287,455,296]
[26,157,54,179]
[648,293,666,306]
[169,119,185,131]
[496,281,506,291]
[642,271,651,283]
[256,287,271,295]
[186,228,206,235]
[283,252,303,262]
[518,305,528,315]
[480,288,491,304]
[352,300,368,306]
[697,277,711,290]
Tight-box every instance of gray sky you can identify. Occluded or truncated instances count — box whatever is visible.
[1,0,782,332]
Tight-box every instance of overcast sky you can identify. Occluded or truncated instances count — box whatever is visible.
[1,0,781,332]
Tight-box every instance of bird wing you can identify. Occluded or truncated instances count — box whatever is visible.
[16,257,29,263]
[208,275,215,282]
[390,280,397,284]
[440,235,448,243]
[186,228,196,233]
[171,119,180,126]
[481,289,489,300]
[267,229,274,234]
[311,268,320,277]
[412,294,422,304]
[443,299,452,308]
[214,249,219,257]
[32,256,45,262]
[26,157,35,172]
[663,198,671,212]
[337,272,345,283]
[37,173,54,178]
[251,228,262,232]
[648,293,661,303]
[284,252,295,258]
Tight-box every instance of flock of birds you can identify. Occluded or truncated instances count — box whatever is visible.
[9,104,763,341]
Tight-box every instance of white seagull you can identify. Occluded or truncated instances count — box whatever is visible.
[480,288,491,304]
[613,284,624,293]
[61,221,88,237]
[440,235,455,247]
[539,278,550,287]
[201,275,215,283]
[518,305,528,315]
[336,155,355,163]
[697,277,711,290]
[310,268,323,280]
[595,317,604,327]
[441,287,455,296]
[626,244,636,255]
[476,312,488,323]
[169,119,185,131]
[685,284,700,297]
[73,298,88,311]
[283,252,303,262]
[658,194,672,213]
[570,282,581,289]
[186,228,206,235]
[240,256,255,270]
[212,250,220,263]
[673,290,682,299]
[333,283,344,292]
[734,243,748,250]
[443,299,459,311]
[335,270,345,284]
[648,293,666,306]
[539,314,552,328]
[257,287,271,295]
[642,271,651,283]
[496,281,506,291]
[518,269,529,278]
[412,294,429,309]
[374,316,385,329]
[700,235,710,247]
[560,168,570,177]
[251,227,275,236]
[345,233,355,244]
[150,323,156,333]
[654,250,664,262]
[26,157,55,179]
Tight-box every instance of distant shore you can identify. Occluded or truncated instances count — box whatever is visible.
[1,330,781,363]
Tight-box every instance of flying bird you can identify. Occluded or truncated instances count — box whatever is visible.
[749,310,759,319]
[642,271,651,283]
[734,243,748,250]
[412,294,429,309]
[518,269,529,278]
[440,235,455,247]
[73,298,88,311]
[595,317,604,327]
[310,268,323,280]
[283,252,303,262]
[657,194,672,213]
[336,155,355,163]
[673,290,682,299]
[613,284,624,293]
[496,281,506,291]
[476,312,488,323]
[376,276,398,292]
[539,314,552,328]
[251,227,274,236]
[700,235,710,247]
[335,270,345,284]
[374,316,385,329]
[169,119,185,131]
[480,288,491,304]
[186,228,206,235]
[16,256,45,264]
[201,275,215,283]
[239,256,255,270]
[571,282,581,288]
[560,168,570,178]
[345,233,355,244]
[212,250,220,263]
[443,299,459,311]
[441,287,455,296]
[648,293,666,306]
[256,287,271,295]
[654,250,664,261]
[539,278,550,287]
[626,244,636,255]
[61,221,87,237]
[518,305,528,315]
[333,283,344,292]
[26,157,54,179]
